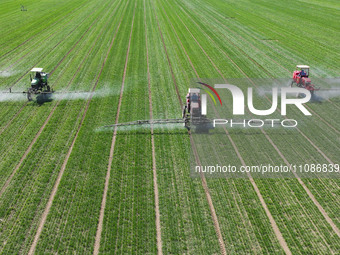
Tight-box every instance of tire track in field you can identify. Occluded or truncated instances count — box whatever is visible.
[170,4,337,165]
[0,1,112,161]
[93,1,135,254]
[0,9,107,197]
[201,1,340,110]
[153,4,227,255]
[0,103,27,135]
[167,2,340,241]
[3,4,125,247]
[144,0,163,253]
[174,0,340,119]
[159,4,292,254]
[28,3,125,254]
[261,131,340,238]
[0,43,82,138]
[0,0,116,198]
[0,60,84,165]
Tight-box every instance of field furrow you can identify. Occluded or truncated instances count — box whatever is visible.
[0,0,338,254]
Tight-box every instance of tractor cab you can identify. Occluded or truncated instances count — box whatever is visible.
[27,68,51,101]
[182,88,212,132]
[188,88,201,117]
[293,65,309,79]
[291,65,319,96]
[30,68,49,89]
[292,65,311,85]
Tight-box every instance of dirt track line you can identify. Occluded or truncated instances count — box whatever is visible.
[261,130,340,237]
[173,0,340,133]
[0,101,61,198]
[153,9,182,109]
[160,4,292,254]
[153,4,227,254]
[187,1,340,109]
[190,137,227,255]
[93,2,135,254]
[173,3,339,234]
[171,2,339,241]
[0,5,112,198]
[0,1,114,157]
[26,6,124,255]
[172,5,336,166]
[144,1,163,253]
[0,102,27,135]
[304,105,340,134]
[217,118,292,255]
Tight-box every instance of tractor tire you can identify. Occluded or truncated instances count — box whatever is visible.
[46,85,51,92]
[182,106,187,119]
[27,91,32,101]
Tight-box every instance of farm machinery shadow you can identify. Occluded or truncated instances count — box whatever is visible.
[33,93,54,105]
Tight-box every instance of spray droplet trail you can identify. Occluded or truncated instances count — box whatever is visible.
[0,93,26,102]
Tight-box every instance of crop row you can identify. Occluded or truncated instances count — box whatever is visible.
[0,0,124,253]
[33,1,154,253]
[0,0,114,190]
[0,0,338,254]
[154,0,339,253]
[170,0,340,229]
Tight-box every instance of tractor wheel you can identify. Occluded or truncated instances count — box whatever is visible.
[27,91,32,101]
[310,90,315,100]
[46,85,51,92]
[182,106,187,119]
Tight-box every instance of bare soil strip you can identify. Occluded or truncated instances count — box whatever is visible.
[173,6,337,166]
[0,6,106,138]
[172,5,339,243]
[190,136,228,255]
[153,4,227,254]
[177,1,340,109]
[0,102,27,135]
[160,5,292,254]
[144,1,163,254]
[0,10,107,198]
[263,131,340,238]
[176,5,339,153]
[27,5,124,254]
[93,2,135,254]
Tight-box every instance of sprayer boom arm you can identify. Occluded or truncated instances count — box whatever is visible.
[103,118,186,128]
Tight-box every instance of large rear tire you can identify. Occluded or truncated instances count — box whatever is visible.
[27,91,32,101]
[182,106,187,119]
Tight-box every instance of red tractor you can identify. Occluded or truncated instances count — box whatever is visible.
[291,65,319,96]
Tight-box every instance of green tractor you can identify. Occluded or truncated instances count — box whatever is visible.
[27,68,52,101]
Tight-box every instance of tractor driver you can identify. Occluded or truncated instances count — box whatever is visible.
[186,93,191,113]
[300,69,306,77]
[36,72,41,79]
